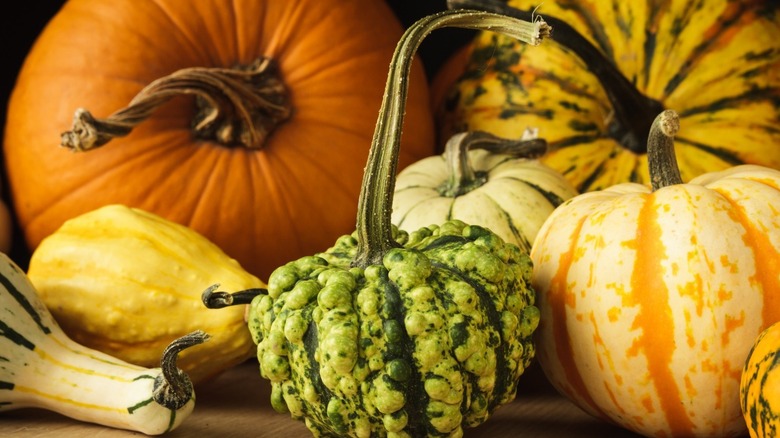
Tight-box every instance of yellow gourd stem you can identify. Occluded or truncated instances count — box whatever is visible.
[441,130,547,197]
[648,110,683,191]
[352,9,551,268]
[60,57,291,151]
[447,0,666,154]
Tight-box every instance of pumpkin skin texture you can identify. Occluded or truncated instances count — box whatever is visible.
[392,132,579,252]
[741,321,780,438]
[530,112,780,436]
[436,0,780,192]
[26,204,265,384]
[248,221,538,437]
[3,0,436,279]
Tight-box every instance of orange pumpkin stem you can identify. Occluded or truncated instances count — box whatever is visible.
[648,109,683,191]
[351,9,551,268]
[447,0,665,155]
[441,130,546,197]
[60,57,291,151]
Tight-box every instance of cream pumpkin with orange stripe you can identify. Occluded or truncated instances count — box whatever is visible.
[530,110,780,437]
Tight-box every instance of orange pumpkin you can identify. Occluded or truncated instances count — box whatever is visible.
[3,0,435,279]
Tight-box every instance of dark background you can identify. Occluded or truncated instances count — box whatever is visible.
[0,1,474,267]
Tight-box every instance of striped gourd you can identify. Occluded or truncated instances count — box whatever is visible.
[436,0,780,192]
[26,204,264,384]
[392,130,578,253]
[530,111,780,437]
[203,10,547,437]
[741,321,780,438]
[0,251,207,434]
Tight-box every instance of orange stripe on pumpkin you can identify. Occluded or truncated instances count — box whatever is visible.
[629,196,695,436]
[716,188,780,329]
[548,213,609,421]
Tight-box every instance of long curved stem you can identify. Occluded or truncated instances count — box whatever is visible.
[447,0,665,153]
[648,110,682,191]
[152,330,210,410]
[351,9,551,268]
[61,57,291,151]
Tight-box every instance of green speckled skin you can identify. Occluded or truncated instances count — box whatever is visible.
[247,220,538,437]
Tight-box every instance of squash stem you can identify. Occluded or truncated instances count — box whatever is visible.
[201,283,267,308]
[153,330,210,410]
[60,57,291,151]
[447,0,665,154]
[351,9,551,268]
[441,130,547,197]
[648,110,683,191]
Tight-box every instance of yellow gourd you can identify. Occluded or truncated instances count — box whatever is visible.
[26,204,265,383]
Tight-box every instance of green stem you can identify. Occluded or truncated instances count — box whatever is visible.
[648,110,682,191]
[201,284,267,308]
[447,0,665,154]
[441,130,547,197]
[351,9,551,268]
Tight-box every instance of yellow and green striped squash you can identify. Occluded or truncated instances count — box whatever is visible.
[530,111,780,437]
[436,0,780,192]
[742,321,780,438]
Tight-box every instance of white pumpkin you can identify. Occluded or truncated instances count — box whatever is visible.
[392,130,578,252]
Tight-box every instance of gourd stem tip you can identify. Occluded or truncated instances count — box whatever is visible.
[648,109,683,191]
[201,284,267,308]
[153,330,210,410]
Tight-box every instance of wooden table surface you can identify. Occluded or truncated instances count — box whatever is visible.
[0,361,642,437]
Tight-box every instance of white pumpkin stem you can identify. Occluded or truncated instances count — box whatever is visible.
[60,57,291,151]
[648,109,683,191]
[352,9,551,268]
[442,130,547,197]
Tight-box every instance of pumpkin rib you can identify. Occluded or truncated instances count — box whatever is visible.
[470,191,529,251]
[632,190,698,436]
[555,2,617,63]
[707,182,780,329]
[394,192,446,229]
[677,136,746,167]
[661,2,754,100]
[678,86,780,119]
[537,198,609,421]
[147,0,213,64]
